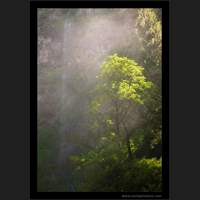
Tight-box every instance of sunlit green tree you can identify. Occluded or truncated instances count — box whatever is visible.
[90,54,152,158]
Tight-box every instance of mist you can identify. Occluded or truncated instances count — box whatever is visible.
[37,8,162,192]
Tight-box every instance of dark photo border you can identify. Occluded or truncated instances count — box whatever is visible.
[30,1,169,199]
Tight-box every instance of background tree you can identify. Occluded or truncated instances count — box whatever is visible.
[134,8,162,158]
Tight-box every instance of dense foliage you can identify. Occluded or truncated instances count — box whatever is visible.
[70,54,161,192]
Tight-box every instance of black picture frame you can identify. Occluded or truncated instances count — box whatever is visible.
[30,1,169,199]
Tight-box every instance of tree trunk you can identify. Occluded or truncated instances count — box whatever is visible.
[114,100,122,148]
[126,133,132,159]
[122,122,132,159]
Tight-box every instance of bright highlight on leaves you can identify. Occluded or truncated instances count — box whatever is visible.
[98,54,153,104]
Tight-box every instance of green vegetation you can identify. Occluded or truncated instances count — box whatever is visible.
[37,8,162,192]
[70,54,161,192]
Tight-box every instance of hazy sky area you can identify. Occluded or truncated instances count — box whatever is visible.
[38,9,141,162]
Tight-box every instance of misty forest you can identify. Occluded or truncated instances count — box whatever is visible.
[37,8,162,192]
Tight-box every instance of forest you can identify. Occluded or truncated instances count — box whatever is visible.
[37,8,162,192]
